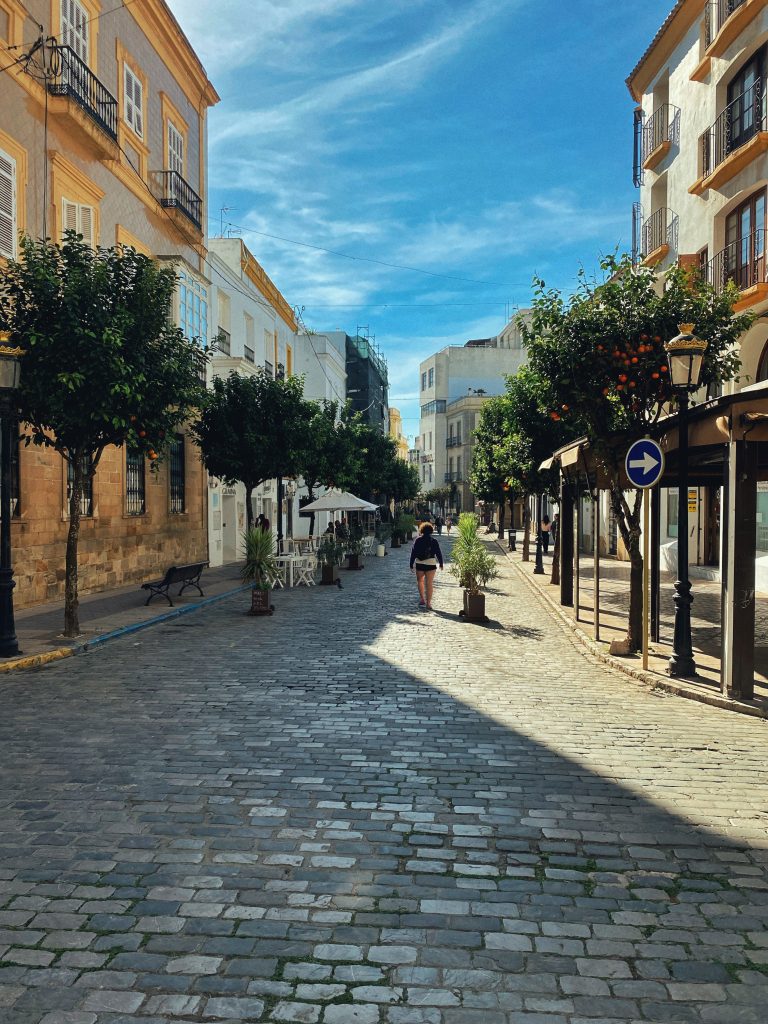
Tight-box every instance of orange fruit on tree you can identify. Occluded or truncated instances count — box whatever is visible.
[618,373,628,383]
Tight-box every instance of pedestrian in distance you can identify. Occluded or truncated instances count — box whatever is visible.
[435,514,444,535]
[550,512,559,548]
[410,521,444,611]
[445,517,452,535]
[541,514,551,554]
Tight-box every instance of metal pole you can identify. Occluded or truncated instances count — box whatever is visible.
[594,494,600,641]
[533,492,544,573]
[0,412,19,657]
[276,475,284,555]
[642,487,650,671]
[574,493,580,621]
[668,392,696,677]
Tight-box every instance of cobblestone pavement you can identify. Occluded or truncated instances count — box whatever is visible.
[0,540,767,1024]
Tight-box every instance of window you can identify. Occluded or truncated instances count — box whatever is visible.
[168,120,184,176]
[725,188,766,290]
[727,49,766,152]
[244,345,255,363]
[456,456,462,479]
[62,198,94,245]
[178,271,208,343]
[126,449,145,515]
[61,0,88,62]
[0,148,16,259]
[428,431,432,450]
[265,360,274,377]
[123,64,144,138]
[420,400,446,416]
[276,362,285,380]
[667,489,679,538]
[421,372,427,391]
[66,454,93,516]
[428,367,434,388]
[244,313,254,355]
[169,435,185,513]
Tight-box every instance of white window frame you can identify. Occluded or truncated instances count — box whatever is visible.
[0,148,17,260]
[177,270,208,344]
[167,120,184,176]
[61,0,88,62]
[123,63,144,139]
[62,198,94,246]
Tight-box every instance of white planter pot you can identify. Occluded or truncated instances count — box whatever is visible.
[376,544,385,557]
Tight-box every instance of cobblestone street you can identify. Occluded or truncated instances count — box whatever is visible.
[0,540,767,1024]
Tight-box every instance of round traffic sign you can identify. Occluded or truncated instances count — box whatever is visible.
[625,438,665,489]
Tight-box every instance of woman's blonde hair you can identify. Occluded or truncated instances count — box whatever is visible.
[419,522,433,536]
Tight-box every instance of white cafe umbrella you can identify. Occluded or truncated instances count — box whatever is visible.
[301,489,377,513]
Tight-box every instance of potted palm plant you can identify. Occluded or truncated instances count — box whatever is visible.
[241,527,278,615]
[375,523,391,557]
[318,536,343,585]
[345,536,364,570]
[449,513,499,622]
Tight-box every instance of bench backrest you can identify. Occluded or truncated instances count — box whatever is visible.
[164,563,205,584]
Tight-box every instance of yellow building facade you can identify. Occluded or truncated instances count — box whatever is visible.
[388,407,409,460]
[0,0,219,606]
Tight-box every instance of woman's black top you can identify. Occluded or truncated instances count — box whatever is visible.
[409,535,444,568]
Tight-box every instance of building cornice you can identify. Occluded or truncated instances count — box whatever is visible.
[626,0,705,101]
[240,243,297,333]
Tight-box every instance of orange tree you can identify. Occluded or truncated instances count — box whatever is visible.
[521,254,752,650]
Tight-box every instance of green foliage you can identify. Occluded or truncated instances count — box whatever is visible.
[344,426,419,502]
[394,512,416,539]
[299,401,365,495]
[375,522,392,543]
[317,536,344,566]
[0,233,205,636]
[0,234,205,463]
[448,513,499,595]
[422,486,451,506]
[241,527,278,589]
[192,369,313,526]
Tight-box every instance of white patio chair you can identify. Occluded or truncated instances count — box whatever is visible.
[294,555,317,587]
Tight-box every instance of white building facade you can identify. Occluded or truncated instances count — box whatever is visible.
[417,313,530,496]
[205,238,297,565]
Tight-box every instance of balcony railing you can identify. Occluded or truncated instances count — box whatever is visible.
[700,79,765,177]
[642,103,680,164]
[707,229,766,294]
[705,0,747,46]
[444,472,462,483]
[641,207,678,258]
[446,436,462,447]
[47,45,118,141]
[157,170,202,229]
[421,400,446,416]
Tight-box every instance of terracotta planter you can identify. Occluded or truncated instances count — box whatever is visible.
[463,590,486,622]
[321,563,339,585]
[249,587,274,615]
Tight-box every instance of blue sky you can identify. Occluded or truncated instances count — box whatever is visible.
[169,0,672,440]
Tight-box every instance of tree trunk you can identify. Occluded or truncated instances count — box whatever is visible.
[522,497,531,562]
[550,519,560,586]
[497,501,506,541]
[307,487,316,538]
[63,454,83,638]
[245,483,255,530]
[608,482,643,651]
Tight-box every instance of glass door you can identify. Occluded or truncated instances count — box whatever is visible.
[725,190,766,289]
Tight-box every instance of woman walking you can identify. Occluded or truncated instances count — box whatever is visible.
[410,522,444,610]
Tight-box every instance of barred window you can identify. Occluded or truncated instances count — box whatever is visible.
[244,345,255,363]
[126,449,145,515]
[169,435,185,513]
[67,453,93,516]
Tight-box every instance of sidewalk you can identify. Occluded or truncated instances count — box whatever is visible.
[2,561,249,670]
[498,535,768,717]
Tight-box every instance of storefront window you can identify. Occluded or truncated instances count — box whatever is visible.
[667,490,679,538]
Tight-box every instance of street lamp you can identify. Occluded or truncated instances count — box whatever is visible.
[664,323,707,678]
[0,333,23,657]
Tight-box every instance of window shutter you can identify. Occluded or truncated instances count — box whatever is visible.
[124,65,143,138]
[62,0,88,62]
[62,198,78,239]
[78,204,94,246]
[168,121,184,174]
[0,150,16,260]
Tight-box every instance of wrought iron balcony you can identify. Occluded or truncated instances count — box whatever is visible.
[446,436,462,448]
[47,45,118,142]
[705,0,747,46]
[642,103,680,166]
[641,207,678,259]
[706,229,766,295]
[700,79,765,178]
[157,170,203,230]
[444,472,462,483]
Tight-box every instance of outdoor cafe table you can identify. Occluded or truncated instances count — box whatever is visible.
[273,553,301,588]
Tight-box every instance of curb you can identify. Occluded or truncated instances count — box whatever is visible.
[493,539,768,722]
[0,583,252,676]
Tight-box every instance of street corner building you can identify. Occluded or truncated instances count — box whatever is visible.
[0,0,220,606]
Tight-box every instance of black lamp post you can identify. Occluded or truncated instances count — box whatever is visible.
[0,334,23,658]
[533,492,544,574]
[665,324,707,678]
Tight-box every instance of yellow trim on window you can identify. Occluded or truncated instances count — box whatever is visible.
[115,39,149,177]
[0,0,25,48]
[50,152,103,243]
[0,128,27,243]
[160,92,188,175]
[286,345,293,377]
[115,224,151,256]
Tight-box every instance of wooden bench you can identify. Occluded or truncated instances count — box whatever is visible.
[141,562,207,606]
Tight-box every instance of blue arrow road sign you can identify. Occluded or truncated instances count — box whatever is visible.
[625,438,665,489]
